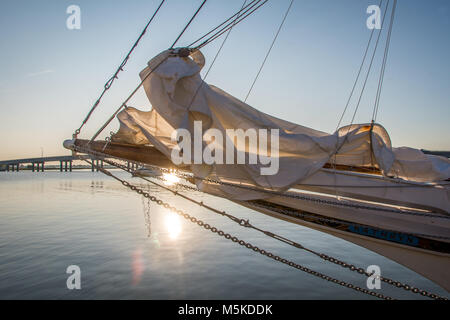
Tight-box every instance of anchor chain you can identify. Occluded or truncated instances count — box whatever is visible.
[71,143,450,222]
[74,146,448,299]
[112,159,450,300]
[85,159,395,300]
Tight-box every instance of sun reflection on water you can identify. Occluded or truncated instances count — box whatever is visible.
[164,212,181,240]
[162,173,180,186]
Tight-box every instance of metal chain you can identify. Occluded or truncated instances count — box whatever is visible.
[77,148,447,300]
[110,158,448,300]
[251,200,449,300]
[159,166,450,221]
[85,159,395,300]
[71,144,450,228]
[318,253,447,300]
[122,159,450,220]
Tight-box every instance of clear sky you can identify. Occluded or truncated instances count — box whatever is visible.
[0,0,449,160]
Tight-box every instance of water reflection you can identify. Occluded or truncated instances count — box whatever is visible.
[132,248,144,286]
[162,173,180,186]
[141,192,152,237]
[164,212,181,240]
[0,172,446,299]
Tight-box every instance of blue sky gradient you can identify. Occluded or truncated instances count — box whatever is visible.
[0,0,448,159]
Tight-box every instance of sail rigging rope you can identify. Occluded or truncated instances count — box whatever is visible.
[372,0,397,122]
[87,0,210,143]
[336,0,383,131]
[73,0,166,138]
[332,0,391,162]
[170,0,208,49]
[190,0,270,50]
[88,56,168,143]
[347,0,390,133]
[185,0,249,113]
[187,0,261,48]
[244,0,295,102]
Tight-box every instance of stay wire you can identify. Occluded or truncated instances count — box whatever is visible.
[89,0,210,143]
[333,0,390,157]
[88,56,168,143]
[348,0,390,129]
[187,0,261,48]
[186,0,248,112]
[244,0,295,102]
[194,0,270,50]
[74,0,166,138]
[336,0,383,131]
[170,0,208,49]
[373,0,397,122]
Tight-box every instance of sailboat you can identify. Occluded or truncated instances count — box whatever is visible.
[64,0,450,297]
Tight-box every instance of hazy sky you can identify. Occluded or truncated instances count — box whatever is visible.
[0,0,449,160]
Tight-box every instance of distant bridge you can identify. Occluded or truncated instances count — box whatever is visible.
[1,149,448,173]
[0,155,114,172]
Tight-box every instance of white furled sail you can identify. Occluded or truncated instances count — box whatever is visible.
[112,50,450,200]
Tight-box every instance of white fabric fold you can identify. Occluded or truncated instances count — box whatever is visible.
[112,50,450,200]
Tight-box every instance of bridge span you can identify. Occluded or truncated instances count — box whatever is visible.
[0,155,108,172]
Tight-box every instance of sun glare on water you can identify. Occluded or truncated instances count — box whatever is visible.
[162,173,180,186]
[164,212,182,240]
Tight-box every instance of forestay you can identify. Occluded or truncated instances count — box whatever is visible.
[112,50,450,200]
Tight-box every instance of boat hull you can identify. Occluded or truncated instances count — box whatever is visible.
[65,139,450,292]
[237,196,450,292]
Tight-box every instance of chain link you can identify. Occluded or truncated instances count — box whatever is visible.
[86,160,395,300]
[72,143,450,221]
[136,160,450,221]
[76,146,448,300]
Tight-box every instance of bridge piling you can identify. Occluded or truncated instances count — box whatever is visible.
[1,154,111,172]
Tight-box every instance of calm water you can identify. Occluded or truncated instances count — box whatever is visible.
[0,171,447,300]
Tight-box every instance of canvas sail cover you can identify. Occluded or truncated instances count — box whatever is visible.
[112,50,450,200]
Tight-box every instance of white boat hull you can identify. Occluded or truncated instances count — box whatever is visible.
[237,192,450,292]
